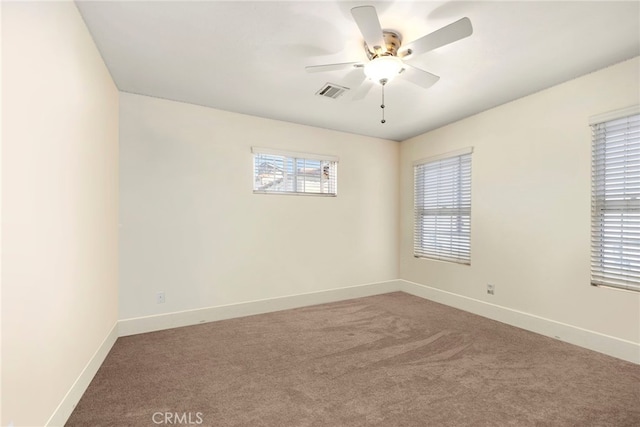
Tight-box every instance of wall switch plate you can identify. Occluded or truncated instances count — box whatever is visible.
[156,292,165,304]
[487,284,495,295]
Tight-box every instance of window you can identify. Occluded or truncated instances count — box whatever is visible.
[591,106,640,292]
[252,147,337,196]
[414,148,473,264]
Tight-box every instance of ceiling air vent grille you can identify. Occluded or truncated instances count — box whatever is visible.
[316,83,349,99]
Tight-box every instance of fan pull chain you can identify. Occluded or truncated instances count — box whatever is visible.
[380,79,386,124]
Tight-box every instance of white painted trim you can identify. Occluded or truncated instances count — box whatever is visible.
[400,279,640,364]
[412,146,473,166]
[37,280,638,427]
[588,104,639,125]
[45,322,119,427]
[251,146,339,162]
[118,280,403,337]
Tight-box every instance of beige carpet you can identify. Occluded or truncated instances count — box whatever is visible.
[66,292,640,426]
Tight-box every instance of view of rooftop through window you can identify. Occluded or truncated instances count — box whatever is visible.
[253,152,337,195]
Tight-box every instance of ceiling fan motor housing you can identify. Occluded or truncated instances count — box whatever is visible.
[365,30,403,59]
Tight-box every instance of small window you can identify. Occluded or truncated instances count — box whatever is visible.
[591,107,640,292]
[414,148,473,264]
[252,147,337,196]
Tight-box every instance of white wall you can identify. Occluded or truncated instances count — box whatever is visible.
[0,2,4,424]
[119,93,399,320]
[1,2,119,426]
[400,57,640,345]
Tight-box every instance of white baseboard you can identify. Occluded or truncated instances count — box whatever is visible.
[45,322,119,426]
[118,278,639,363]
[118,280,404,337]
[400,279,640,364]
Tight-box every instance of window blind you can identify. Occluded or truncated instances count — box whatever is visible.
[414,149,472,264]
[591,110,640,292]
[252,148,338,196]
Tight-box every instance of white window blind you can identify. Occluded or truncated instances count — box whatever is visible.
[591,108,640,292]
[252,147,338,196]
[414,148,472,264]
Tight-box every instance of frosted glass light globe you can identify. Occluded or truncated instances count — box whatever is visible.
[364,56,404,84]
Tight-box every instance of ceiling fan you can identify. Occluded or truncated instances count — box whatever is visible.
[306,5,473,121]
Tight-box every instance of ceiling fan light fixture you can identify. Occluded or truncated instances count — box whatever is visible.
[364,56,404,84]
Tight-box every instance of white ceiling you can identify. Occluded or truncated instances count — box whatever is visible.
[75,1,640,141]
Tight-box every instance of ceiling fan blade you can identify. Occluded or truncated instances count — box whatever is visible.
[305,62,363,73]
[402,17,472,56]
[399,64,440,89]
[351,6,386,53]
[350,78,374,101]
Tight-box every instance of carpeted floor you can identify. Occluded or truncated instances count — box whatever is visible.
[66,292,640,426]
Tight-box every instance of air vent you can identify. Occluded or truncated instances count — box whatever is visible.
[316,83,349,99]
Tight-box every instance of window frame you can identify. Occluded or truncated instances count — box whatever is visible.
[590,106,640,292]
[252,147,338,196]
[413,147,473,265]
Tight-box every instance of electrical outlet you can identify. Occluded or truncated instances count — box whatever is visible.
[487,284,495,295]
[156,292,165,304]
